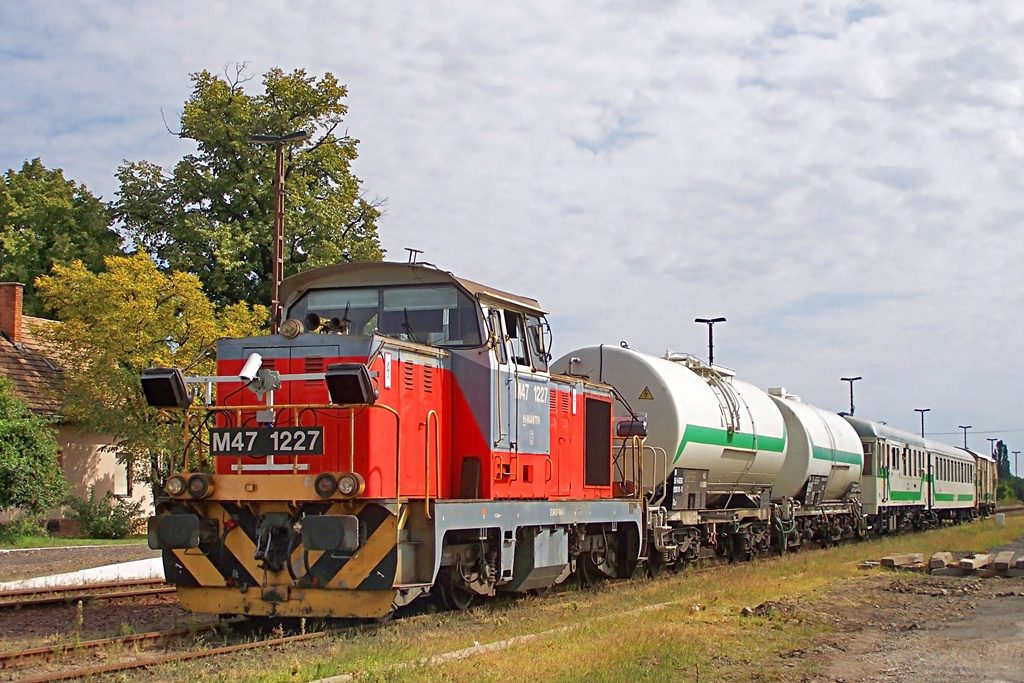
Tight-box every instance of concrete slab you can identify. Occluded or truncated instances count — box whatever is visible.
[929,552,954,569]
[881,553,924,568]
[930,567,966,577]
[959,554,994,571]
[994,551,1016,572]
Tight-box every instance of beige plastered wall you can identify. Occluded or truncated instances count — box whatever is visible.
[55,424,154,515]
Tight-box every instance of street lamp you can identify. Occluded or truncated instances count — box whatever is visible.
[987,437,998,457]
[914,408,930,438]
[251,130,311,334]
[694,317,726,365]
[840,377,862,416]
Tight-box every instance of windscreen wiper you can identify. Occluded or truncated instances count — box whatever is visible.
[401,308,421,344]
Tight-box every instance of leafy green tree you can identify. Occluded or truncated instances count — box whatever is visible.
[995,440,1011,479]
[35,253,267,492]
[0,378,68,513]
[0,159,122,316]
[114,65,384,311]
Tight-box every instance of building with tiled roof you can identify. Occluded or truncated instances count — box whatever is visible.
[0,285,63,416]
[0,282,152,523]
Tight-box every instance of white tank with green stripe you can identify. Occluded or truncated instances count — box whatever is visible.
[768,389,863,500]
[553,345,787,494]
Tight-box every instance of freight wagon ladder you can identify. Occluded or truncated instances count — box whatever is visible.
[665,352,742,435]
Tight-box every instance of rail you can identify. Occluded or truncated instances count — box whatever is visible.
[0,580,174,610]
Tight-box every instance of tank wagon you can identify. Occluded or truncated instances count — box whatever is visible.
[141,261,995,618]
[552,346,867,569]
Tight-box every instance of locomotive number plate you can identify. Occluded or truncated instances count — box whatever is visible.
[209,427,324,457]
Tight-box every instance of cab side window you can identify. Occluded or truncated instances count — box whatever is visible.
[526,315,549,372]
[486,309,507,364]
[503,311,530,367]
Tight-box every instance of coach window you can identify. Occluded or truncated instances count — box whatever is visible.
[863,443,873,475]
[902,449,908,476]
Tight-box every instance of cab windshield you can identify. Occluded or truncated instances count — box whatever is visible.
[288,284,483,347]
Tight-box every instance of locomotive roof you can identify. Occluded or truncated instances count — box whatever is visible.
[279,261,547,315]
[845,416,973,461]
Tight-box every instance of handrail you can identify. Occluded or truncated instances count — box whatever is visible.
[424,410,441,520]
[349,408,355,472]
[615,436,649,501]
[647,445,669,507]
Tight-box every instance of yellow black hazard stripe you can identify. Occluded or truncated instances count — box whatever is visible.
[163,501,398,593]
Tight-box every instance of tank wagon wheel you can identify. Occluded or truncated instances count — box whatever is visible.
[727,536,751,563]
[437,569,477,611]
[645,553,664,579]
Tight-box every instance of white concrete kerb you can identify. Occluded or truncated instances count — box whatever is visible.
[0,557,165,592]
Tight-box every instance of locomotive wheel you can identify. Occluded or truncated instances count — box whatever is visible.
[577,553,603,588]
[438,570,476,611]
[441,583,476,611]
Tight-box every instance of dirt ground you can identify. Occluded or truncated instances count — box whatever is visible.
[798,535,1024,683]
[796,572,1024,682]
[0,543,160,583]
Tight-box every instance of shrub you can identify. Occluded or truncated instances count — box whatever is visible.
[0,379,68,513]
[0,515,49,544]
[64,486,145,539]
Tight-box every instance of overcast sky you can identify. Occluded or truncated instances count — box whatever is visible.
[3,1,1023,456]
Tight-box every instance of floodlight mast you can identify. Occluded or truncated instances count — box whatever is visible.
[958,425,971,449]
[840,376,862,416]
[694,317,726,365]
[914,408,930,438]
[251,130,311,333]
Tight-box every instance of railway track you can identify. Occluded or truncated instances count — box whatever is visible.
[0,579,174,610]
[0,623,220,667]
[6,622,370,683]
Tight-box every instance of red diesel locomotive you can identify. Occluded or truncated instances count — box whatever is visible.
[144,262,644,618]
